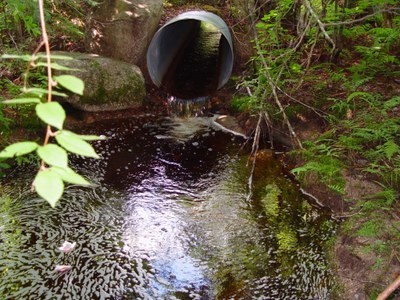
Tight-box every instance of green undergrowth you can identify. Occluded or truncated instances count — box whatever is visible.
[229,0,399,295]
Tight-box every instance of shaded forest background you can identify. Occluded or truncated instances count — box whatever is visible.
[0,0,399,298]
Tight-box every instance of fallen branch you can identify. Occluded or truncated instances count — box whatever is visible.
[377,275,400,300]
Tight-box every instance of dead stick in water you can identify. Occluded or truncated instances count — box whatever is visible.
[377,275,400,300]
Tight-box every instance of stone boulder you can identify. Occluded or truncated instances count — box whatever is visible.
[85,0,163,66]
[52,52,146,112]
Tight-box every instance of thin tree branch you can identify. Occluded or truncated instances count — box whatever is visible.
[263,111,274,149]
[247,3,303,149]
[246,112,263,203]
[38,0,53,104]
[256,43,303,148]
[303,0,336,49]
[276,84,327,117]
[324,8,400,27]
[38,0,53,163]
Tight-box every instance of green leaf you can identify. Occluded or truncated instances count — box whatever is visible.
[72,133,106,141]
[1,54,34,61]
[2,98,41,104]
[36,102,66,129]
[55,130,99,158]
[37,144,68,167]
[0,162,11,168]
[23,87,68,98]
[54,75,84,95]
[52,166,91,185]
[0,142,39,158]
[34,169,64,208]
[46,54,74,60]
[36,62,79,71]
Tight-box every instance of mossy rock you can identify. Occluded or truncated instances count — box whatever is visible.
[85,0,163,65]
[52,51,146,112]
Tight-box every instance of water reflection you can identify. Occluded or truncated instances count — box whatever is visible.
[122,174,210,298]
[0,116,336,299]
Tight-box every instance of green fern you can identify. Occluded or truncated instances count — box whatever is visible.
[356,219,382,238]
[347,92,379,108]
[365,188,397,206]
[383,96,400,111]
[382,140,399,161]
[291,158,345,193]
[327,184,345,195]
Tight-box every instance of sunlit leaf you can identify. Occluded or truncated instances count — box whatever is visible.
[34,169,64,208]
[45,54,74,60]
[24,87,68,98]
[36,102,66,129]
[36,62,79,71]
[1,54,34,61]
[54,75,84,95]
[52,166,91,185]
[37,144,68,167]
[71,133,106,141]
[55,130,99,158]
[2,98,41,104]
[0,142,38,158]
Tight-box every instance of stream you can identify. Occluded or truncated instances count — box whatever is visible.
[0,115,336,299]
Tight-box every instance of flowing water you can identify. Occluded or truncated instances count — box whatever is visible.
[0,115,336,299]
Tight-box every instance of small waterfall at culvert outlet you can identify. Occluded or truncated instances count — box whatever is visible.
[146,11,234,101]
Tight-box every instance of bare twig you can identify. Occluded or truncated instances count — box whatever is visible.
[324,8,400,27]
[296,26,320,89]
[275,84,327,117]
[257,48,303,148]
[303,0,336,49]
[263,111,274,149]
[22,41,45,90]
[247,3,303,149]
[246,86,275,148]
[7,32,19,50]
[246,112,263,202]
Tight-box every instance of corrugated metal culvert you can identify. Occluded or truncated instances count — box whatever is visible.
[146,10,234,99]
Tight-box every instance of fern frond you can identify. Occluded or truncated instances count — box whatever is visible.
[327,184,345,195]
[356,219,382,238]
[347,91,378,108]
[364,188,397,206]
[383,96,400,111]
[382,140,400,161]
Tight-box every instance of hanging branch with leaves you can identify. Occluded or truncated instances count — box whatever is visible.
[0,0,104,208]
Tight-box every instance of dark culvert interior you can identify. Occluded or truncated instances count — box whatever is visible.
[161,20,222,99]
[147,11,234,100]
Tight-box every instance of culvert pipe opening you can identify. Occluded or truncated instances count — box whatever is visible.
[146,11,234,100]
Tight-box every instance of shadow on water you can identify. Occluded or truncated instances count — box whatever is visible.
[0,115,336,299]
